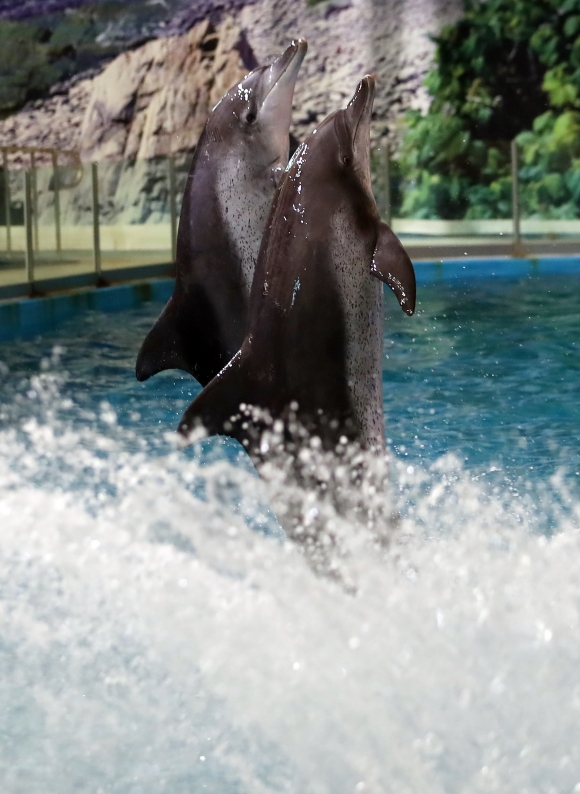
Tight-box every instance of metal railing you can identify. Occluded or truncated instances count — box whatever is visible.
[1,149,183,294]
[374,139,530,250]
[2,145,81,257]
[1,139,580,297]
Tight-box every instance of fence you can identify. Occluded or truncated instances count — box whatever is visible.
[374,138,580,250]
[1,139,580,295]
[0,149,190,294]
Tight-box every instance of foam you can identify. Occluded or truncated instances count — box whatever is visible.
[1,367,579,792]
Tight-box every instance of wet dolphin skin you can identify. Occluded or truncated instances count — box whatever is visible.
[136,39,308,386]
[178,75,416,454]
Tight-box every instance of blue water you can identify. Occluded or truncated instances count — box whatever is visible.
[384,273,580,481]
[1,274,580,793]
[1,274,578,485]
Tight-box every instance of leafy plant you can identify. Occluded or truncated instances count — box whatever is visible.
[398,0,580,219]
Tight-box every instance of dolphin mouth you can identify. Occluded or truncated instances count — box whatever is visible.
[261,38,308,106]
[346,74,375,146]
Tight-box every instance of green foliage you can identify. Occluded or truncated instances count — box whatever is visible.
[516,110,580,217]
[398,0,580,219]
[0,20,62,116]
[0,10,110,117]
[0,1,171,118]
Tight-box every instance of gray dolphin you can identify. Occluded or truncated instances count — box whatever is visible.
[136,39,308,386]
[177,75,415,455]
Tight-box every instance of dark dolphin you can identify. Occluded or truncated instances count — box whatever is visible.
[177,75,416,455]
[136,39,308,386]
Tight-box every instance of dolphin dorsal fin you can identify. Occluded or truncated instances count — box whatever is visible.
[136,300,189,381]
[370,222,416,316]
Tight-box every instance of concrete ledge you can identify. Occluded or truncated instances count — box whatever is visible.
[0,261,174,302]
[1,255,579,344]
[0,278,174,342]
[0,224,173,252]
[4,220,580,249]
[394,218,580,236]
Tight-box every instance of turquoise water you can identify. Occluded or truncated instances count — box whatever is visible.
[384,273,580,481]
[0,274,579,792]
[1,273,578,485]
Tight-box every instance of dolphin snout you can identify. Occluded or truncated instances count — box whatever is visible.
[346,74,375,144]
[276,38,308,79]
[262,38,308,104]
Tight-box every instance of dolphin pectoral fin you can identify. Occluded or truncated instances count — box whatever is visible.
[371,222,416,316]
[178,350,252,445]
[136,300,188,382]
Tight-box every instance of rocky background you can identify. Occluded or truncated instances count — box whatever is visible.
[0,0,463,226]
[0,0,463,157]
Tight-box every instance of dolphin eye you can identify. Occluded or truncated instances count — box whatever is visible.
[342,155,352,166]
[246,111,257,124]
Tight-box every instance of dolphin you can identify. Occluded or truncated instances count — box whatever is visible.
[177,75,416,457]
[136,39,308,386]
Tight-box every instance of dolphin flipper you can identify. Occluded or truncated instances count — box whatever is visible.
[371,221,416,316]
[136,299,189,381]
[178,329,356,451]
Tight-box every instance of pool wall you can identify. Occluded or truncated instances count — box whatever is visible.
[0,279,173,342]
[0,255,579,343]
[414,255,580,283]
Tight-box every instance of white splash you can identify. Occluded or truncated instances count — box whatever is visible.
[1,367,579,793]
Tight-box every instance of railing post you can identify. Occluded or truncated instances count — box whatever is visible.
[382,144,392,226]
[2,149,11,253]
[91,162,102,281]
[24,170,35,286]
[511,139,521,252]
[52,150,62,253]
[168,155,177,261]
[31,150,39,251]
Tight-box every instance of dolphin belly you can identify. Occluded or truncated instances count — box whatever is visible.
[330,206,386,449]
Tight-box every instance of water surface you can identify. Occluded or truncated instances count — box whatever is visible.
[0,274,579,792]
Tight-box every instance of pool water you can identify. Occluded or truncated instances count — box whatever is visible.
[384,273,580,482]
[2,274,579,476]
[0,274,579,792]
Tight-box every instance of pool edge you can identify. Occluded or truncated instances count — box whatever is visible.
[1,254,579,342]
[0,278,175,342]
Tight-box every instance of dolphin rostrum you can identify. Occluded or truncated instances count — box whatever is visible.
[177,75,416,457]
[136,39,308,386]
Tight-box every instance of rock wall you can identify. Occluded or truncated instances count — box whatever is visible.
[0,0,462,166]
[0,16,248,167]
[239,0,462,148]
[80,17,247,162]
[0,0,463,228]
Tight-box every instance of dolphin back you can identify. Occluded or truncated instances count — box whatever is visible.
[177,246,362,452]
